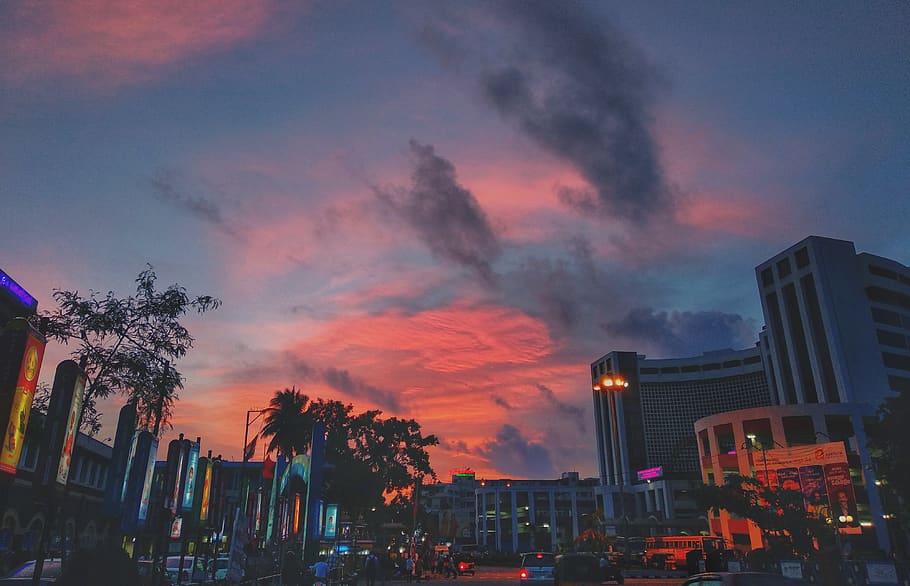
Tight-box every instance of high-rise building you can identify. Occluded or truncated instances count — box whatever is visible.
[589,347,771,534]
[696,236,909,552]
[756,235,910,407]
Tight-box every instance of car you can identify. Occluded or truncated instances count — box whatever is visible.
[138,560,174,586]
[208,555,246,581]
[455,555,476,576]
[0,559,62,584]
[165,555,208,583]
[680,572,803,585]
[520,552,557,586]
[554,553,623,586]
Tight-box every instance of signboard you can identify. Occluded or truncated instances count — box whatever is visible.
[637,466,663,481]
[137,436,158,525]
[170,516,183,539]
[324,504,338,539]
[200,459,213,522]
[757,442,861,534]
[0,269,37,314]
[0,330,45,474]
[780,561,803,579]
[55,371,85,485]
[181,441,200,511]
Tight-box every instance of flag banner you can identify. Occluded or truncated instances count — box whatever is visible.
[244,434,257,462]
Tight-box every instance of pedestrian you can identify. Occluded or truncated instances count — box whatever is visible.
[364,552,379,586]
[310,554,330,586]
[406,555,414,583]
[415,556,424,583]
[283,550,302,586]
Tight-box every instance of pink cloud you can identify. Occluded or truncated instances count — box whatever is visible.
[2,0,279,87]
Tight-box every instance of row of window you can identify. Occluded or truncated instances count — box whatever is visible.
[760,247,811,287]
[639,355,761,375]
[869,263,910,287]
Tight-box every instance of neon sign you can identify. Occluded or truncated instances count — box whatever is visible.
[0,269,37,312]
[636,466,663,481]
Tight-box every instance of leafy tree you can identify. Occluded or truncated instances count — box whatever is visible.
[694,474,830,557]
[866,390,910,526]
[260,387,312,457]
[40,266,220,434]
[258,389,439,523]
[575,509,609,553]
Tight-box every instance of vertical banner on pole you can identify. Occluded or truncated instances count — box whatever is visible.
[0,325,45,476]
[103,403,137,517]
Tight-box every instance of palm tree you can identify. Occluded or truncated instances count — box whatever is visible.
[260,387,311,457]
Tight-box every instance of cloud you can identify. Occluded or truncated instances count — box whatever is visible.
[374,140,501,283]
[0,0,277,88]
[605,307,758,358]
[420,1,673,224]
[491,395,512,409]
[535,383,586,433]
[150,170,242,237]
[476,424,555,478]
[322,367,401,411]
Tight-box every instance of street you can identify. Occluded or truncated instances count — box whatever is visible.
[386,564,682,586]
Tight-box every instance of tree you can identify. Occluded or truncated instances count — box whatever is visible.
[694,474,829,556]
[260,387,312,457]
[866,389,910,528]
[40,266,220,434]
[258,389,439,523]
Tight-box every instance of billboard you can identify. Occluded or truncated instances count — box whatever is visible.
[55,370,85,485]
[181,441,200,511]
[757,441,861,534]
[324,503,338,539]
[0,329,45,475]
[199,458,212,522]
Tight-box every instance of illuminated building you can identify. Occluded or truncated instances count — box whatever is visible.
[590,348,771,535]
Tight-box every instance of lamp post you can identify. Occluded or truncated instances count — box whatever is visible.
[593,375,630,561]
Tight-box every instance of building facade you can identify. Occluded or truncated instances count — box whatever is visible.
[589,348,771,535]
[474,472,599,553]
[755,235,910,408]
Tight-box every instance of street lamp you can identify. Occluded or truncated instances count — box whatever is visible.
[593,375,630,560]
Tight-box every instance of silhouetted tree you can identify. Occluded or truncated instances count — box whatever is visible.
[40,266,220,434]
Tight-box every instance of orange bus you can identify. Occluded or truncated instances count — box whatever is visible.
[641,535,725,570]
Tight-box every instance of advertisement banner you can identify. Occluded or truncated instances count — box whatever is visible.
[55,371,85,485]
[181,441,200,511]
[200,459,212,522]
[0,331,45,474]
[761,442,861,534]
[325,504,338,539]
[137,436,158,526]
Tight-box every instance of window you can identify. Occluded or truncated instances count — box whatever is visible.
[878,329,908,349]
[883,352,910,371]
[723,360,742,368]
[795,248,810,268]
[889,375,910,393]
[761,268,774,287]
[871,307,902,327]
[660,366,679,374]
[869,265,899,280]
[640,367,659,374]
[777,258,792,278]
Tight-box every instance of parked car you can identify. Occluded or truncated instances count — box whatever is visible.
[520,552,557,586]
[680,572,803,585]
[165,555,207,583]
[554,553,623,586]
[0,559,62,584]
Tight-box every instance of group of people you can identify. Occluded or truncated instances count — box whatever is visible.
[402,552,460,581]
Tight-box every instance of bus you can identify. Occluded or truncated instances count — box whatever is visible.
[641,535,726,570]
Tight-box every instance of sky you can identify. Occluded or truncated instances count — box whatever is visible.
[1,1,908,481]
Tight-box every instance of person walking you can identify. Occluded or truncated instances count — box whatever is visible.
[406,555,414,583]
[310,554,330,586]
[364,552,380,586]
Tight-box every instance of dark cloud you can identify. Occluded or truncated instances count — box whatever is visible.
[421,1,672,224]
[321,367,401,411]
[375,140,501,283]
[149,169,241,237]
[605,307,758,358]
[491,395,512,409]
[535,383,586,433]
[476,424,556,478]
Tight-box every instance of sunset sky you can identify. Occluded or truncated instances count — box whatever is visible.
[1,1,908,481]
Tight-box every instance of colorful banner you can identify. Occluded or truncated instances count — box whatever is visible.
[759,442,860,534]
[55,371,85,485]
[0,332,45,474]
[181,442,200,511]
[325,503,338,539]
[200,459,213,522]
[138,436,158,525]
